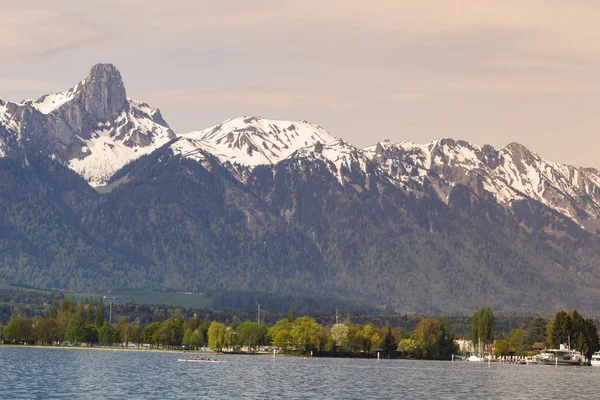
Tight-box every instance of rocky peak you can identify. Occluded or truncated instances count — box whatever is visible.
[78,63,127,122]
[503,142,532,159]
[0,63,175,187]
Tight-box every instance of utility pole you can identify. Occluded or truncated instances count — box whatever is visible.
[257,303,261,325]
[335,309,339,325]
[109,301,112,324]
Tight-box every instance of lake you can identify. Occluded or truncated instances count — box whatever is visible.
[1,347,599,399]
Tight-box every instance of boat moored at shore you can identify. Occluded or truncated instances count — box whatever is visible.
[538,346,583,366]
[591,351,600,367]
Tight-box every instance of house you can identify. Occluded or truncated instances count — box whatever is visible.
[532,342,545,352]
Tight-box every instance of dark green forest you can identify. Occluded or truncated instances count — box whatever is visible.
[3,148,600,314]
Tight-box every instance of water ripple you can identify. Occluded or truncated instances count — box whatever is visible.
[1,348,599,399]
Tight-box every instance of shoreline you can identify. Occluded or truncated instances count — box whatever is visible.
[0,344,218,355]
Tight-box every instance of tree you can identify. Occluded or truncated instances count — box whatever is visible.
[207,322,227,351]
[495,340,510,357]
[359,324,380,353]
[56,311,72,342]
[183,328,193,348]
[32,316,51,344]
[77,298,85,320]
[550,310,571,348]
[98,322,115,345]
[142,322,162,345]
[480,308,495,346]
[86,298,95,325]
[274,330,292,351]
[183,315,201,334]
[290,316,323,353]
[471,311,480,347]
[49,318,59,342]
[266,319,292,344]
[436,321,458,359]
[115,317,129,344]
[84,324,98,344]
[507,329,527,354]
[346,324,365,352]
[237,321,267,351]
[65,314,86,343]
[190,329,204,348]
[95,298,105,328]
[49,297,58,320]
[414,318,441,359]
[398,338,419,358]
[287,308,296,323]
[60,298,75,314]
[583,318,600,362]
[4,318,32,342]
[331,324,349,349]
[523,316,548,350]
[128,322,142,346]
[154,317,184,346]
[321,327,334,352]
[382,326,398,355]
[472,308,495,350]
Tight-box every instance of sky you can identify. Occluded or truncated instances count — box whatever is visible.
[2,0,600,168]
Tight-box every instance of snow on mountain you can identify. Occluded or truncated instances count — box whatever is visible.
[0,101,11,156]
[179,117,336,167]
[497,143,600,219]
[366,138,600,219]
[177,116,600,217]
[68,99,175,187]
[0,64,176,187]
[289,139,382,186]
[3,63,600,223]
[22,80,85,114]
[364,140,430,184]
[176,117,386,187]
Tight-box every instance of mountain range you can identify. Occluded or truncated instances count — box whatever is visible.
[2,63,600,315]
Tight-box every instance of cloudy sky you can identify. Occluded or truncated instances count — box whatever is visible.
[2,0,600,167]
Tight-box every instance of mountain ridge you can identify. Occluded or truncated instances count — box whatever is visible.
[3,64,600,314]
[2,63,599,224]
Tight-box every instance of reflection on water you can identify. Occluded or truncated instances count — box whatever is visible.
[1,347,599,399]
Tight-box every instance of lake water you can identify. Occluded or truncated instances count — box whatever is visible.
[1,347,599,399]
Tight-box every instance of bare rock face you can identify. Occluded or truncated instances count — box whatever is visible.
[47,63,127,143]
[82,63,127,121]
[0,63,176,186]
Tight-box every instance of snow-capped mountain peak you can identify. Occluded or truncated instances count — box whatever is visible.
[0,63,176,187]
[364,138,600,220]
[3,63,600,224]
[179,116,336,167]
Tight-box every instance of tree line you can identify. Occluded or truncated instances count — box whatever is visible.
[469,308,600,363]
[2,297,596,361]
[0,299,459,360]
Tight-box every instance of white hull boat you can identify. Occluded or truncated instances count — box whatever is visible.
[591,351,600,367]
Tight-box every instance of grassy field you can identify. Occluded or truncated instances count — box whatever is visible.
[0,280,55,293]
[0,280,213,308]
[107,289,212,308]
